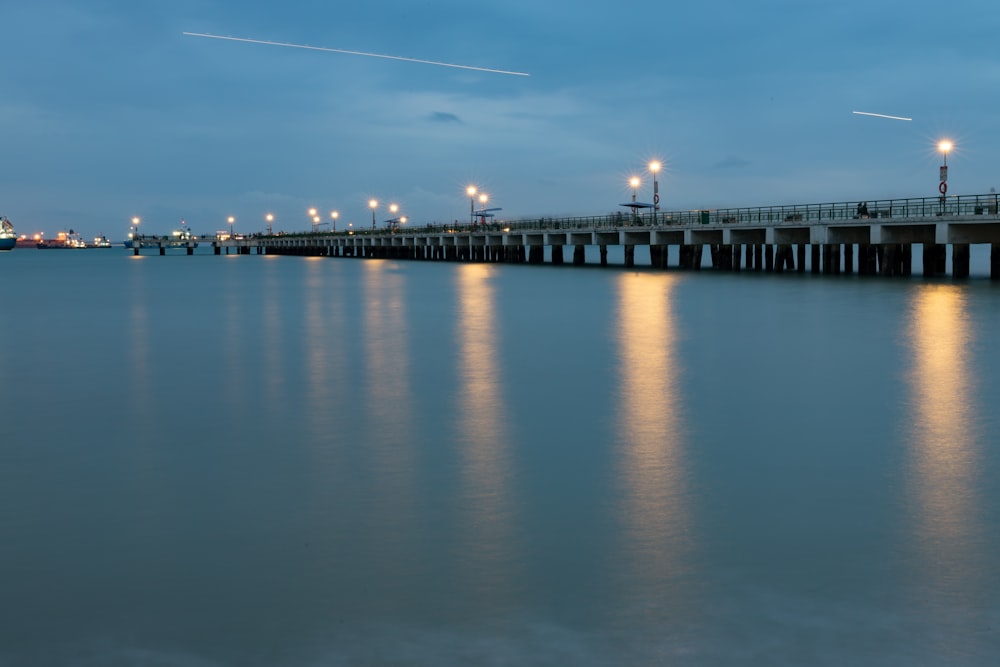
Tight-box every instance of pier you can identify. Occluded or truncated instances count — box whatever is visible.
[139,193,1000,279]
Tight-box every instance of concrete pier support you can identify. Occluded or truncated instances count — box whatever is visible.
[599,245,608,266]
[764,245,774,272]
[880,244,907,276]
[780,244,795,272]
[797,244,806,273]
[811,245,820,274]
[732,244,742,271]
[719,244,733,270]
[650,245,668,269]
[624,245,635,267]
[679,245,692,269]
[753,244,763,272]
[821,245,833,274]
[953,243,970,278]
[924,244,947,276]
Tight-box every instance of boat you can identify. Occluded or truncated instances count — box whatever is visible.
[90,234,113,248]
[36,230,88,249]
[0,216,15,251]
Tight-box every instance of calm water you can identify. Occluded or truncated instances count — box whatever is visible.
[1,248,999,666]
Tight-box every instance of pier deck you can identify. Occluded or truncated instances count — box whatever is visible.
[138,193,1000,278]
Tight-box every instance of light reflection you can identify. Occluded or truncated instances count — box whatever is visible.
[455,264,516,594]
[904,285,986,600]
[126,265,152,420]
[261,258,287,411]
[615,273,692,586]
[223,262,248,409]
[304,259,331,426]
[359,261,417,551]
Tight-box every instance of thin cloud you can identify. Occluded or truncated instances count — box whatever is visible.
[429,111,462,124]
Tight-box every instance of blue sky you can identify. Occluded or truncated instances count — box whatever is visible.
[2,0,998,238]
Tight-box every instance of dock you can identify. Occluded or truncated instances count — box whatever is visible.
[137,193,1000,279]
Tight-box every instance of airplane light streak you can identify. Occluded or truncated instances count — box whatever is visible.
[183,32,530,77]
[852,110,913,121]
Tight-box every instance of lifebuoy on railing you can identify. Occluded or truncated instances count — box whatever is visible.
[939,181,948,195]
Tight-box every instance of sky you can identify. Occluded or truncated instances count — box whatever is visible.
[2,0,998,239]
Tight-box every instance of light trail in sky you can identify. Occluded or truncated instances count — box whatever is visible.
[182,32,531,77]
[852,110,913,121]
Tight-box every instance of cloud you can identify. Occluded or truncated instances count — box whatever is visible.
[713,156,751,169]
[429,111,462,124]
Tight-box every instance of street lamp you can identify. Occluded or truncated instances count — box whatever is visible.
[938,140,952,203]
[466,185,477,225]
[131,216,140,240]
[649,161,661,224]
[330,210,339,232]
[477,193,488,226]
[265,213,274,235]
[369,199,378,229]
[228,216,235,238]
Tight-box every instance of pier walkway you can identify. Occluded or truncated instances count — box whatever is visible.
[140,193,1000,278]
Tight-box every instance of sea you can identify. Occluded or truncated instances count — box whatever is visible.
[1,246,999,666]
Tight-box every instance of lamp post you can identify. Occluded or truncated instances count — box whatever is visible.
[228,216,235,238]
[467,185,478,225]
[938,140,952,213]
[330,210,339,232]
[369,199,378,229]
[131,216,140,241]
[629,177,640,222]
[478,193,488,226]
[386,203,397,231]
[308,207,318,232]
[649,160,661,224]
[265,213,274,235]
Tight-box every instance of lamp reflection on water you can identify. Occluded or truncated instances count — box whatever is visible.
[454,264,516,595]
[614,273,693,587]
[261,258,288,411]
[360,260,416,487]
[905,285,986,603]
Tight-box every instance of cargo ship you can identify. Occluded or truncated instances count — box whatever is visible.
[36,230,87,249]
[0,216,15,251]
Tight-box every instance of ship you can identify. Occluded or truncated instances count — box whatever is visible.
[90,234,114,248]
[0,216,15,251]
[36,230,88,249]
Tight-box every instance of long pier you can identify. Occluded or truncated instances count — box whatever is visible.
[140,193,1000,279]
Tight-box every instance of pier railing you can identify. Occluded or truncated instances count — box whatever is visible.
[260,193,1000,239]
